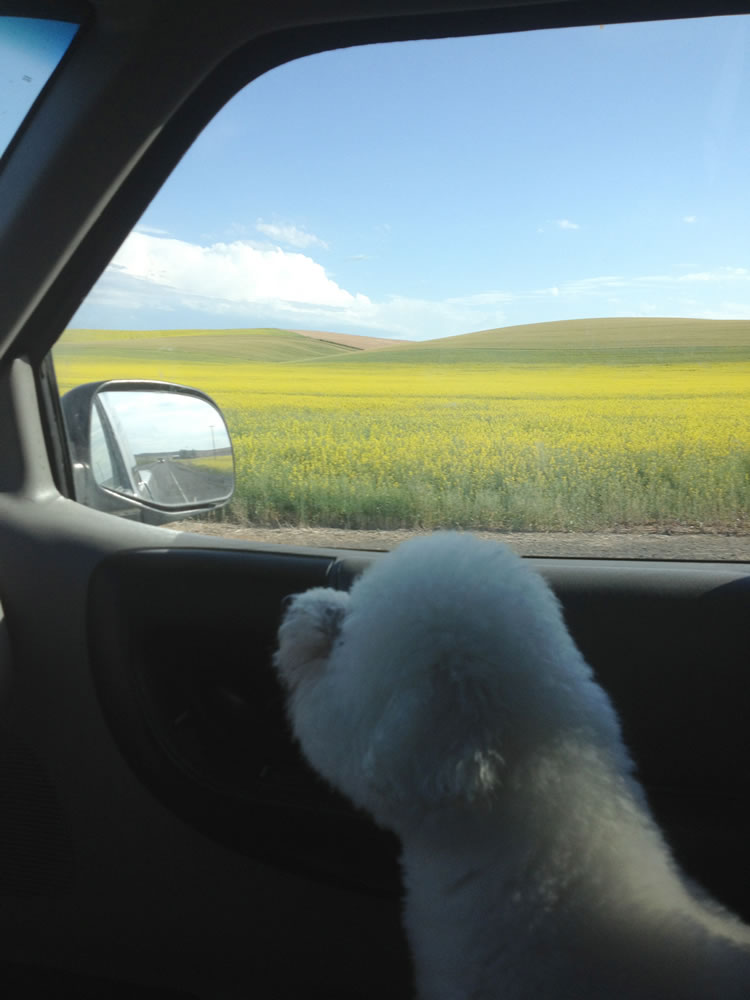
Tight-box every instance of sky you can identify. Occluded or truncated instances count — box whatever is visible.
[0,17,79,154]
[69,14,750,341]
[98,390,231,454]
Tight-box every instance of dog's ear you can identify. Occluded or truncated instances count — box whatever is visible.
[361,663,506,810]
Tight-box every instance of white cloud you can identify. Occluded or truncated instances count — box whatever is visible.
[255,220,328,250]
[87,231,517,339]
[683,215,697,224]
[448,290,515,307]
[699,302,750,320]
[544,268,750,299]
[135,224,170,236]
[110,231,363,309]
[674,266,749,283]
[79,231,750,340]
[551,275,626,296]
[556,219,580,230]
[366,294,508,339]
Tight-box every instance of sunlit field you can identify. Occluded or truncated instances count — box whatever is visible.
[54,321,750,533]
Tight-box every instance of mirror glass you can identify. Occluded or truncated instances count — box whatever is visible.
[91,389,234,508]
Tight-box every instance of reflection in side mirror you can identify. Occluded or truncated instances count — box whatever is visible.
[93,389,233,507]
[61,380,234,524]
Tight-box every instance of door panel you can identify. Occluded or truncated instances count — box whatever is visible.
[88,547,402,896]
[89,543,750,920]
[1,488,749,993]
[0,601,10,708]
[0,501,412,996]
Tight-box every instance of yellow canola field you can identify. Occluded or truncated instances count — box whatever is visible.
[54,357,750,531]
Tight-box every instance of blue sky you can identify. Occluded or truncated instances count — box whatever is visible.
[1,17,78,154]
[73,14,750,340]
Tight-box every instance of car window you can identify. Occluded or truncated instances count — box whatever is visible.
[52,15,750,559]
[89,403,117,489]
[0,15,79,161]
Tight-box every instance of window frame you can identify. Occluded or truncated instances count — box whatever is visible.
[1,0,745,545]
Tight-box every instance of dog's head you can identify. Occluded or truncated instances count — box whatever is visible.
[274,533,621,833]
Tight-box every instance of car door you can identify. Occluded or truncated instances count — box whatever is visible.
[1,1,749,998]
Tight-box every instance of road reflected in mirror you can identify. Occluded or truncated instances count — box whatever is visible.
[93,389,234,508]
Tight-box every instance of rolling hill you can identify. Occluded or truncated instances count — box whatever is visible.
[58,317,750,369]
[315,317,750,366]
[57,327,369,365]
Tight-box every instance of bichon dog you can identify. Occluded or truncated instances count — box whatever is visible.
[274,532,750,999]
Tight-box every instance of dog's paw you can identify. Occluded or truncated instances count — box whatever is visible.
[274,587,350,693]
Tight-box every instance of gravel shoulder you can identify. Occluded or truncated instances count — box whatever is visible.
[166,522,750,561]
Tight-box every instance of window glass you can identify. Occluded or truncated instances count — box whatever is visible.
[89,404,117,489]
[0,16,79,158]
[53,16,750,559]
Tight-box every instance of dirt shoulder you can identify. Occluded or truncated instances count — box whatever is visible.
[166,522,750,560]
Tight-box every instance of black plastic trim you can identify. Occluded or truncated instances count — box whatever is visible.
[88,547,402,897]
[87,544,750,914]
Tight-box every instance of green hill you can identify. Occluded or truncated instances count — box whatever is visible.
[58,328,360,365]
[421,316,750,349]
[320,317,750,366]
[58,317,750,369]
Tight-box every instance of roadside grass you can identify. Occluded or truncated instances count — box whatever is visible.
[54,320,750,533]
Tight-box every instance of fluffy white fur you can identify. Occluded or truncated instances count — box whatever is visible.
[274,532,750,999]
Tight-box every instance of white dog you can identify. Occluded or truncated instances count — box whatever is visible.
[274,532,750,999]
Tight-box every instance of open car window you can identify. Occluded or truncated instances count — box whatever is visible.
[0,15,79,162]
[52,14,750,560]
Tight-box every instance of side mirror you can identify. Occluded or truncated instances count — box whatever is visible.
[61,380,234,525]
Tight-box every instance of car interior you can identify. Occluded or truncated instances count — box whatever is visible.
[0,0,749,997]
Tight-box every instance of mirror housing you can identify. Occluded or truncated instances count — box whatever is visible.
[61,380,234,525]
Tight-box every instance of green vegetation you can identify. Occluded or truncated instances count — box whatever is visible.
[60,327,358,365]
[54,318,750,533]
